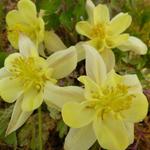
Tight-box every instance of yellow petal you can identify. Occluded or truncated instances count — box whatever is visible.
[85,44,107,84]
[123,74,142,94]
[4,53,22,70]
[104,70,122,88]
[44,31,66,53]
[75,42,86,62]
[121,93,148,123]
[76,21,93,38]
[88,38,104,50]
[21,88,43,111]
[7,31,19,49]
[118,36,148,55]
[93,114,130,150]
[0,77,22,103]
[86,0,95,23]
[19,34,38,57]
[18,0,37,21]
[6,97,32,135]
[6,10,22,26]
[124,122,134,145]
[101,49,115,72]
[0,67,10,79]
[109,13,132,35]
[78,76,99,99]
[106,34,129,48]
[93,4,110,24]
[44,82,85,109]
[36,17,45,43]
[62,102,95,128]
[64,124,96,150]
[47,46,77,79]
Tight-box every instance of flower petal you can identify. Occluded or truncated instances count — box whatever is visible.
[4,53,22,70]
[44,31,66,53]
[85,44,107,84]
[6,97,32,135]
[86,0,95,23]
[64,124,96,150]
[19,34,38,57]
[44,82,85,109]
[18,0,37,21]
[78,76,99,99]
[94,4,110,24]
[109,13,132,35]
[76,21,93,38]
[106,34,129,48]
[104,70,122,88]
[101,49,115,72]
[0,67,10,79]
[0,77,22,103]
[6,10,22,26]
[118,36,148,55]
[123,74,142,94]
[124,122,134,144]
[75,42,86,62]
[121,93,148,123]
[47,46,77,79]
[21,87,43,111]
[88,38,104,50]
[93,114,130,150]
[62,102,95,128]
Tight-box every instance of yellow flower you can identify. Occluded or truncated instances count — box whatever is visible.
[0,35,79,135]
[76,0,147,70]
[62,45,148,150]
[6,0,44,48]
[6,0,68,56]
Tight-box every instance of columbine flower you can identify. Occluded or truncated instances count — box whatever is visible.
[62,45,148,150]
[76,0,147,70]
[0,35,79,135]
[6,0,68,56]
[6,0,45,48]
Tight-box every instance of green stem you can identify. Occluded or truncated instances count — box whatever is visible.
[38,107,42,150]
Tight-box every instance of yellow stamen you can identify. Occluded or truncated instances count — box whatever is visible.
[10,56,57,90]
[90,24,106,39]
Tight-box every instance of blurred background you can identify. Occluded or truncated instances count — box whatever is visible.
[0,0,149,149]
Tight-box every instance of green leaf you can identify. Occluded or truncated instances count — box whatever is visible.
[4,132,17,145]
[36,0,61,14]
[59,10,74,31]
[73,0,87,21]
[56,120,68,138]
[44,13,60,30]
[0,52,8,67]
[140,9,150,28]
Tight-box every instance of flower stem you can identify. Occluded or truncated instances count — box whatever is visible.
[38,107,42,150]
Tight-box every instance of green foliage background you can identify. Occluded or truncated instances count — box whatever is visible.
[0,0,149,149]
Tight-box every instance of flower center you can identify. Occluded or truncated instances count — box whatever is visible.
[90,24,106,39]
[86,84,133,118]
[10,56,56,90]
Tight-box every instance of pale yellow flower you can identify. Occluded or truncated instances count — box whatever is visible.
[0,35,79,135]
[6,0,69,56]
[76,0,147,70]
[62,45,148,150]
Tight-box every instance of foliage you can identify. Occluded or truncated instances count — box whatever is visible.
[0,0,149,149]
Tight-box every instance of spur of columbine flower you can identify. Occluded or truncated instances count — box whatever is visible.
[62,45,148,150]
[0,35,80,135]
[76,0,147,70]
